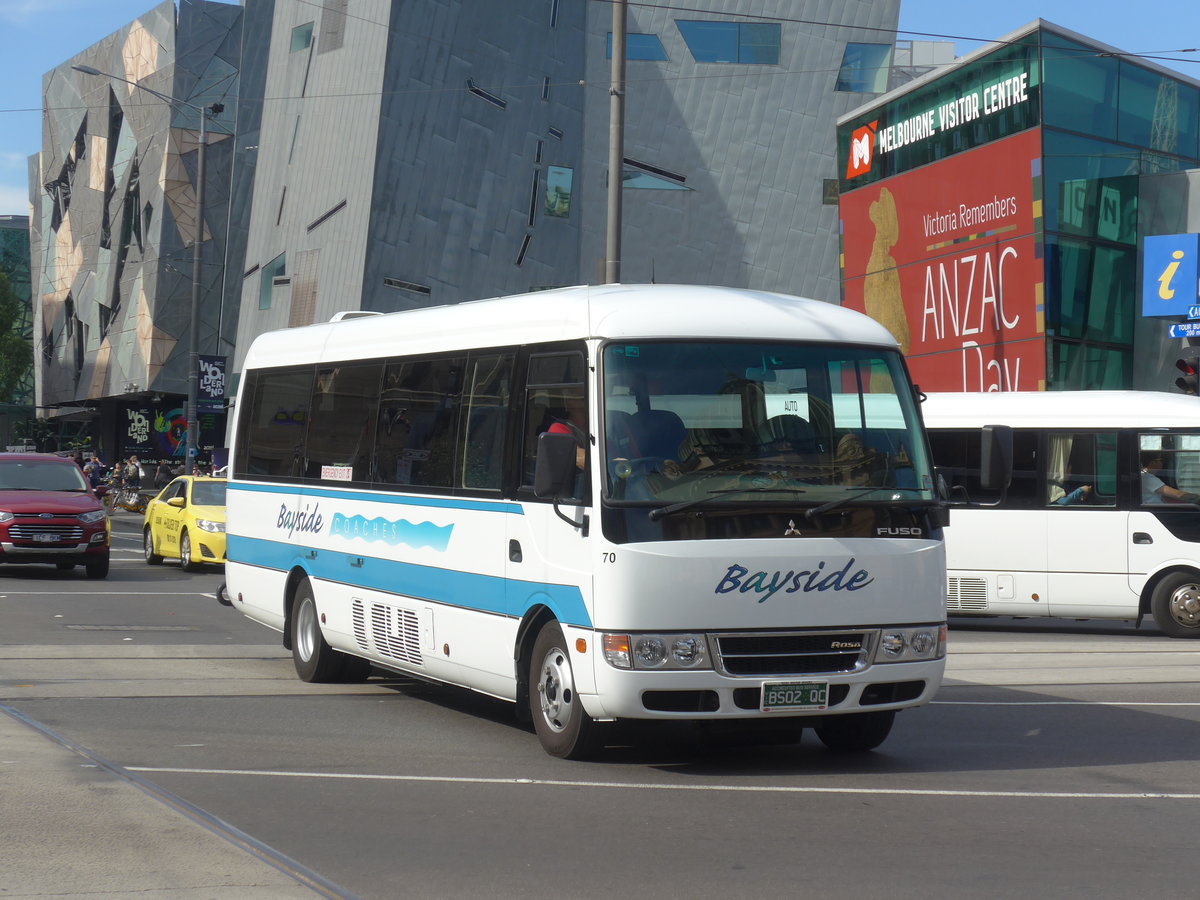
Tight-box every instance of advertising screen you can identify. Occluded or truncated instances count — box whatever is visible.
[840,128,1044,392]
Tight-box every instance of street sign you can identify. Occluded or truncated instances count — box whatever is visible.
[1143,234,1200,318]
[1169,322,1200,338]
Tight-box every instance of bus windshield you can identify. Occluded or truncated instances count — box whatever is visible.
[602,341,933,508]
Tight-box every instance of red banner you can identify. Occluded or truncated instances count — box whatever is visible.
[841,129,1045,392]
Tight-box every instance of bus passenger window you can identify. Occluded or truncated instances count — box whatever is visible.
[374,358,463,489]
[521,351,587,498]
[305,362,383,483]
[1045,432,1116,507]
[929,429,1038,506]
[460,353,513,492]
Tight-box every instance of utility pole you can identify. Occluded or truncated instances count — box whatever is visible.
[604,0,627,285]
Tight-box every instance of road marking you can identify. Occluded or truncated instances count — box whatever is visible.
[126,766,1200,800]
[0,591,218,596]
[1,705,352,899]
[934,700,1200,707]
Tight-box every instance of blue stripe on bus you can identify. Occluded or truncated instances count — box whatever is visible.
[227,534,591,627]
[226,481,524,515]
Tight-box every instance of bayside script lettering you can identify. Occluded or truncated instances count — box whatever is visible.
[716,560,874,602]
[278,502,323,539]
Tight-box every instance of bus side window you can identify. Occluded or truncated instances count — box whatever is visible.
[1045,432,1117,506]
[374,358,464,489]
[460,352,513,492]
[521,351,587,496]
[929,428,1037,506]
[304,362,383,483]
[235,368,314,479]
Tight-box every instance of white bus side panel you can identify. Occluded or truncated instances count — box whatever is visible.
[944,510,1049,615]
[226,483,587,697]
[1045,509,1138,618]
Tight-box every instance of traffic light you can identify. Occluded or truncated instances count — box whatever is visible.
[1175,357,1200,395]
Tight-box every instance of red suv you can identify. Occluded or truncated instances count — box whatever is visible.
[0,453,110,578]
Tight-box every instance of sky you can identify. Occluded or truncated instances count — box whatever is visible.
[0,0,1197,218]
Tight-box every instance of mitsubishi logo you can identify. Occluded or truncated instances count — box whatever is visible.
[784,519,802,536]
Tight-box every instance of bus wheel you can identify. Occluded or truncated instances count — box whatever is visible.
[1151,572,1200,638]
[529,621,599,759]
[814,710,895,752]
[291,581,347,682]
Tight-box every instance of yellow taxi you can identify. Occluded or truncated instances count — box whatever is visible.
[142,476,226,570]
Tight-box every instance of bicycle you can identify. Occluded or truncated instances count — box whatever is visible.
[108,484,151,514]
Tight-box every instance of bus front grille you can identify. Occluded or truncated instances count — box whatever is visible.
[711,631,871,676]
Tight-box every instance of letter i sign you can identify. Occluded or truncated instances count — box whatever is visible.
[846,121,877,179]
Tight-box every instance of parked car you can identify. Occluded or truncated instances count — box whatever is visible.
[0,452,110,578]
[142,476,227,570]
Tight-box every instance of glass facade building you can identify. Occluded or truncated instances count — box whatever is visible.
[837,21,1200,392]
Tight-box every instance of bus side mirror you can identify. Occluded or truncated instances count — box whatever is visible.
[980,424,1013,491]
[534,432,578,499]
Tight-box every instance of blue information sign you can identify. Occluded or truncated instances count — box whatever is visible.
[1143,234,1200,318]
[1169,322,1200,339]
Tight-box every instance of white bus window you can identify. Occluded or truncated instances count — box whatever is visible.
[602,342,933,504]
[1045,432,1116,507]
[1138,437,1200,505]
[375,358,463,488]
[235,368,313,478]
[930,429,1038,506]
[522,351,587,496]
[460,353,513,492]
[306,362,383,482]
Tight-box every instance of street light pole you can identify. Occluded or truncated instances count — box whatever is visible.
[605,0,627,285]
[188,113,205,469]
[72,64,212,467]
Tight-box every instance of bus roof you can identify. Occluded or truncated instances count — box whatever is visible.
[921,390,1200,429]
[240,284,899,370]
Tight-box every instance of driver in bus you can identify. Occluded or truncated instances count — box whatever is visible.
[1140,451,1200,504]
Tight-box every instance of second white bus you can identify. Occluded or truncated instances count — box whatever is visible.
[225,284,961,757]
[924,390,1200,637]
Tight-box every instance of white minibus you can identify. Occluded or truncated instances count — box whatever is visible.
[923,390,1200,637]
[225,284,955,757]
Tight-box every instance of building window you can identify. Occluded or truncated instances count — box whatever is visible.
[606,32,669,61]
[676,21,780,64]
[622,158,689,191]
[290,22,314,52]
[260,252,285,310]
[545,166,573,218]
[383,277,431,295]
[836,43,892,93]
[466,79,506,110]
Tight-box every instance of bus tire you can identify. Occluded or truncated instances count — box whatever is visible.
[1150,572,1200,638]
[291,581,347,682]
[529,621,599,759]
[814,710,895,752]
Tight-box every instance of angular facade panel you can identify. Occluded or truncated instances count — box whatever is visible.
[30,0,242,461]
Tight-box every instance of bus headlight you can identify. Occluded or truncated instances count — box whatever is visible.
[602,633,711,670]
[873,624,946,663]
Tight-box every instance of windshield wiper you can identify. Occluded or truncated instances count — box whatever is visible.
[647,487,807,521]
[804,487,909,521]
